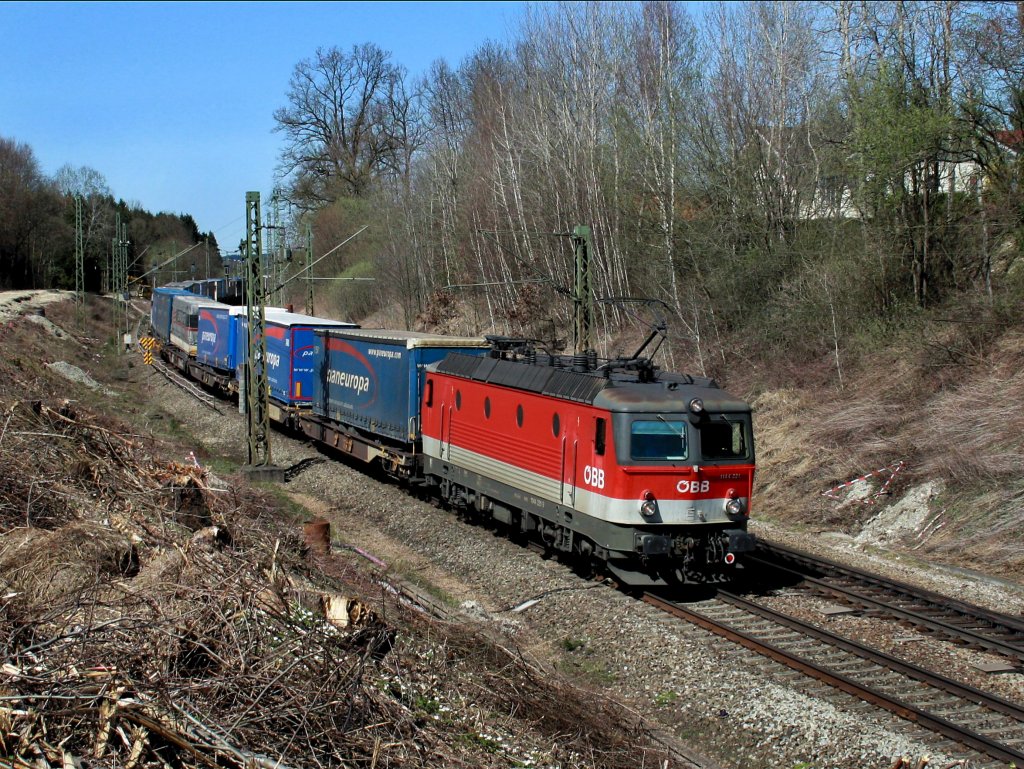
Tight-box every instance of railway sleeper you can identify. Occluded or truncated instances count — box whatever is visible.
[911,700,968,717]
[828,660,877,674]
[979,720,1024,734]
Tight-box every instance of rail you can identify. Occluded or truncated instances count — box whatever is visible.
[644,591,1024,766]
[752,542,1024,663]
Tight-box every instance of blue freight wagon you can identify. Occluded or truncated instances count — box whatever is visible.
[150,287,191,344]
[196,305,235,371]
[232,307,292,381]
[230,305,282,380]
[170,295,230,357]
[234,309,356,405]
[265,311,358,405]
[312,329,489,445]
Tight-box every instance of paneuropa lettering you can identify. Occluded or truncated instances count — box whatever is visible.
[327,369,370,394]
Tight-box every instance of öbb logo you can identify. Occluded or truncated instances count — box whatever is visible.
[677,480,710,494]
[583,465,605,489]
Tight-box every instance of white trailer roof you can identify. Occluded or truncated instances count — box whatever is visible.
[175,295,231,311]
[264,309,358,327]
[324,328,488,350]
[227,306,289,317]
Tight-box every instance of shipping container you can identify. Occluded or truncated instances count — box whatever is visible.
[312,329,489,444]
[232,305,276,380]
[232,307,287,381]
[267,312,358,405]
[192,278,227,301]
[221,276,244,305]
[235,310,356,405]
[166,280,200,293]
[150,287,191,343]
[170,295,230,356]
[196,305,235,371]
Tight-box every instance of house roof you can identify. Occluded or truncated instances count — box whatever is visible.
[994,130,1023,150]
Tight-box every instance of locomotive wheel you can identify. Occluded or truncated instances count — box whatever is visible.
[571,552,596,580]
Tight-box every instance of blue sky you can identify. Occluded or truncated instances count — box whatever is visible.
[0,1,524,250]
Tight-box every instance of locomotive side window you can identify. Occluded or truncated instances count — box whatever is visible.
[631,420,688,461]
[516,404,524,427]
[595,418,606,455]
[484,396,491,418]
[552,413,561,437]
[698,417,750,460]
[425,378,434,407]
[455,390,462,410]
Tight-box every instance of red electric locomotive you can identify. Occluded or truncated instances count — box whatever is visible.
[420,341,756,585]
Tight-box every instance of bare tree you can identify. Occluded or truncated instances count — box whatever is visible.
[53,164,115,269]
[0,137,60,289]
[274,44,409,203]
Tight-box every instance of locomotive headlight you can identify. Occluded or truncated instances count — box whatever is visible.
[640,490,658,518]
[726,498,745,516]
[688,398,704,414]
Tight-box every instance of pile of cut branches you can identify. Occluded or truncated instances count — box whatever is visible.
[0,398,405,766]
[0,397,670,768]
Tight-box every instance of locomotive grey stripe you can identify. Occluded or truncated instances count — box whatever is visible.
[424,436,743,526]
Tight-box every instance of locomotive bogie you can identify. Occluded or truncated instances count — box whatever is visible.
[425,454,751,584]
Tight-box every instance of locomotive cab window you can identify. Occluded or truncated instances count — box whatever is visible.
[630,419,688,461]
[698,416,751,461]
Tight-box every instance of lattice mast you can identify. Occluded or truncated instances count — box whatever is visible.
[243,191,272,466]
[74,195,84,306]
[571,225,594,355]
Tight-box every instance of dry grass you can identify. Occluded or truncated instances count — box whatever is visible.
[749,314,1024,577]
[0,522,138,607]
[912,333,1024,483]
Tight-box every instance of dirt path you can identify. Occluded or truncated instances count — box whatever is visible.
[285,490,488,608]
[0,289,76,323]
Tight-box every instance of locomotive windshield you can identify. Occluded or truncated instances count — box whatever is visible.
[630,420,688,461]
[698,415,752,461]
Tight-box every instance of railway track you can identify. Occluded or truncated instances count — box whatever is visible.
[749,542,1024,666]
[149,356,223,413]
[645,590,1024,767]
